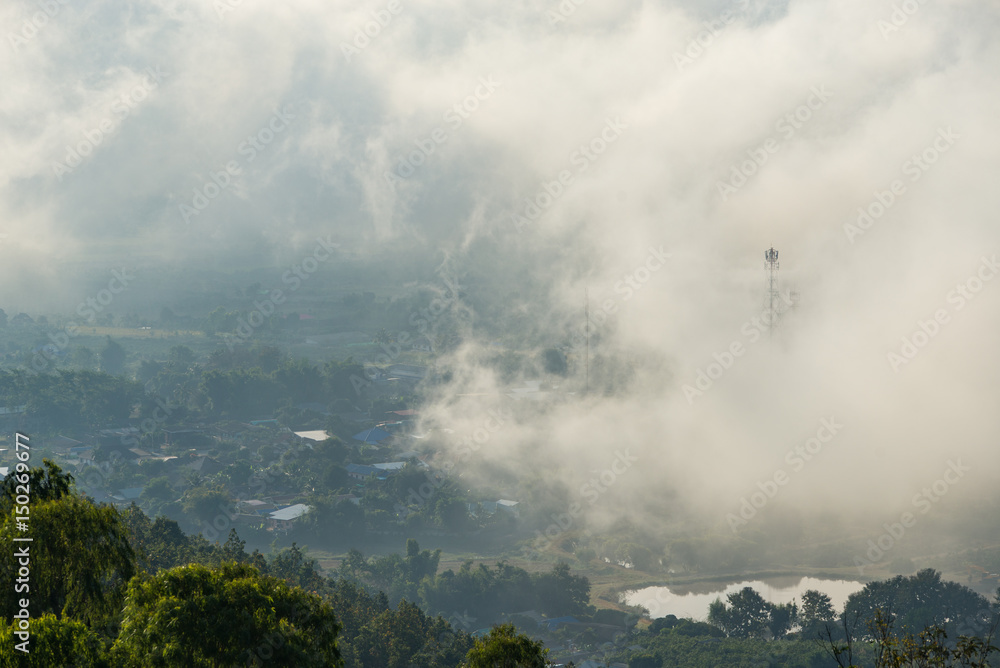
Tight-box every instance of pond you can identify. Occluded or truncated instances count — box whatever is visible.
[624,576,865,620]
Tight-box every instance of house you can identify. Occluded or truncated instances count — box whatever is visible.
[352,427,392,444]
[386,364,426,380]
[76,450,97,468]
[496,499,520,517]
[372,462,406,473]
[471,499,520,518]
[212,421,247,441]
[128,448,154,464]
[46,435,84,451]
[95,427,140,447]
[346,464,379,480]
[268,504,311,531]
[163,428,207,448]
[539,616,580,632]
[188,455,225,477]
[238,499,276,515]
[294,430,330,442]
[410,337,434,353]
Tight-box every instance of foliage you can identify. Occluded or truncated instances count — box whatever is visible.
[843,569,994,640]
[463,623,547,668]
[0,464,135,626]
[708,586,796,639]
[419,559,590,623]
[0,458,74,516]
[328,578,475,668]
[0,613,108,667]
[821,607,1000,668]
[99,337,126,375]
[112,562,342,667]
[0,369,142,430]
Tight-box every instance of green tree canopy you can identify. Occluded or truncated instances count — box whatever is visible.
[463,623,547,668]
[99,336,126,375]
[707,586,781,639]
[112,562,342,667]
[0,493,136,625]
[0,613,107,667]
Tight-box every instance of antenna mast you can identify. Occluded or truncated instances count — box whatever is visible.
[764,247,780,337]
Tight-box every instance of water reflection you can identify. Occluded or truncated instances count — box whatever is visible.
[625,576,865,620]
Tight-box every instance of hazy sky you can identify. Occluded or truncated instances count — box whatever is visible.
[3,0,999,538]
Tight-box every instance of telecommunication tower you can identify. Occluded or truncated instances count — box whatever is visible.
[764,247,780,336]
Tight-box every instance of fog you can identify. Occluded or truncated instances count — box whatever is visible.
[3,0,999,556]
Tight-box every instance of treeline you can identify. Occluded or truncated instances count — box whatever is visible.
[0,461,485,667]
[339,544,591,624]
[614,573,1000,667]
[0,346,371,432]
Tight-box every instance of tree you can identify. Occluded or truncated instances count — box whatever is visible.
[168,344,196,369]
[0,494,136,625]
[821,606,1000,668]
[533,562,591,617]
[769,601,798,639]
[541,348,568,376]
[0,613,107,667]
[843,569,993,640]
[99,336,126,375]
[463,623,547,668]
[707,587,773,639]
[629,654,662,668]
[0,459,73,515]
[800,589,836,626]
[112,562,342,667]
[70,346,95,369]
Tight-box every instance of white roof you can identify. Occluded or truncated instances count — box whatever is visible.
[294,430,330,442]
[373,462,406,471]
[497,499,519,507]
[268,504,311,521]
